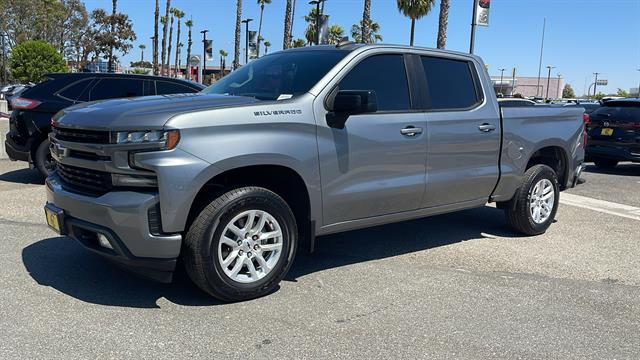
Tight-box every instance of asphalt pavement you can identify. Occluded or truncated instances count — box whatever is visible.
[0,160,638,359]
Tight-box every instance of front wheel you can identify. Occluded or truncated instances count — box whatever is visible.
[504,164,560,235]
[183,187,298,302]
[34,139,56,177]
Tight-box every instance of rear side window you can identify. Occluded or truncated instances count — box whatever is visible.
[591,104,640,123]
[57,79,94,101]
[156,81,199,95]
[421,56,480,110]
[338,54,410,111]
[89,79,144,101]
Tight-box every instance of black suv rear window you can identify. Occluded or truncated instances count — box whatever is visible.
[591,103,640,123]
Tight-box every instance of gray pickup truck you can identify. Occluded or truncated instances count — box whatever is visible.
[44,44,585,301]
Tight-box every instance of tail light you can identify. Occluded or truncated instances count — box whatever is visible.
[582,113,589,147]
[11,97,41,110]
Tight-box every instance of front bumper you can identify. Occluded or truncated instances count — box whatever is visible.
[586,144,640,163]
[45,173,182,283]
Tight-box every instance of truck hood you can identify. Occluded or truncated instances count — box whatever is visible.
[53,93,259,131]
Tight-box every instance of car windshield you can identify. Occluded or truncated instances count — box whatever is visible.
[202,50,348,101]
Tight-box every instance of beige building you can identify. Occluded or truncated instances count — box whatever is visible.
[491,75,565,99]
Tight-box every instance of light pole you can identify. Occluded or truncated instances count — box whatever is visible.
[1,33,7,84]
[469,0,478,54]
[556,74,562,100]
[498,68,505,96]
[593,72,600,98]
[309,0,326,45]
[636,68,640,98]
[545,65,555,101]
[241,18,253,64]
[200,29,209,84]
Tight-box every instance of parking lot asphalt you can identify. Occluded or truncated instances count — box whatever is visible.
[0,159,638,359]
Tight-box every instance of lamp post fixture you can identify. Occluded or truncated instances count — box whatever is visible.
[241,18,253,64]
[200,29,209,84]
[309,0,326,45]
[545,65,555,101]
[498,68,505,96]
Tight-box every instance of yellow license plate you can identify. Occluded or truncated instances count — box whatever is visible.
[45,208,61,233]
[601,128,614,136]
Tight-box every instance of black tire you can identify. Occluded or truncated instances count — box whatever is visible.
[504,164,560,235]
[593,158,618,169]
[183,187,298,302]
[34,139,56,177]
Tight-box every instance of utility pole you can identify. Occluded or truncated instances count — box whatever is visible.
[241,18,253,64]
[556,74,562,100]
[200,29,209,84]
[469,0,478,54]
[637,68,640,97]
[498,68,505,96]
[545,65,555,101]
[511,68,517,96]
[536,18,546,98]
[0,33,6,84]
[309,0,325,45]
[593,72,600,98]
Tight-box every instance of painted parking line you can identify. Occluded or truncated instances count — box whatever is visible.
[560,193,640,221]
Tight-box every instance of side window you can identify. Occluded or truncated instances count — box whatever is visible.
[338,54,411,111]
[421,56,480,110]
[89,79,144,101]
[56,79,94,101]
[156,81,199,95]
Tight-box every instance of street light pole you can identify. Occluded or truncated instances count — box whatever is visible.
[469,0,478,54]
[593,72,600,98]
[200,29,209,84]
[536,18,546,97]
[545,65,555,101]
[309,0,325,45]
[241,18,253,64]
[556,74,562,100]
[498,68,505,96]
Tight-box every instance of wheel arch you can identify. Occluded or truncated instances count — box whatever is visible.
[525,145,569,189]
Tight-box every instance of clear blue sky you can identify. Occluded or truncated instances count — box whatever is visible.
[85,0,640,95]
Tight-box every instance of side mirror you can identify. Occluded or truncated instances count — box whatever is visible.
[326,90,378,129]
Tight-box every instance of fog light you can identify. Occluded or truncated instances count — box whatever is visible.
[97,234,113,250]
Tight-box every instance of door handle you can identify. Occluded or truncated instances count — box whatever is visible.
[400,126,423,137]
[478,123,496,132]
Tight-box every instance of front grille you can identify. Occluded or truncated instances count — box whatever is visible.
[53,126,111,144]
[57,163,113,196]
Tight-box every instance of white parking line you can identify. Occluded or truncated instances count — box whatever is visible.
[560,193,640,221]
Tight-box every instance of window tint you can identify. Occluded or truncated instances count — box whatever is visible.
[421,56,479,110]
[591,103,640,123]
[89,78,144,101]
[156,81,198,95]
[57,78,93,101]
[338,54,410,111]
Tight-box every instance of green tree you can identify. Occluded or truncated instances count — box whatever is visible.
[10,40,67,83]
[616,88,629,97]
[352,20,382,43]
[161,0,171,75]
[436,0,449,49]
[283,0,294,49]
[233,0,242,70]
[291,38,306,48]
[173,9,185,76]
[153,0,160,75]
[594,92,605,100]
[361,0,372,44]
[166,8,176,75]
[327,25,345,45]
[396,0,435,46]
[263,40,271,54]
[130,60,152,68]
[219,49,228,75]
[139,44,146,62]
[256,0,272,57]
[562,84,575,99]
[304,8,320,45]
[185,18,194,80]
[91,5,136,72]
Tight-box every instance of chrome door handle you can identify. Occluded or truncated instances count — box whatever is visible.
[478,123,496,132]
[400,126,423,137]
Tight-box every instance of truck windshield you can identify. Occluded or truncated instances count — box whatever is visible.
[202,50,348,101]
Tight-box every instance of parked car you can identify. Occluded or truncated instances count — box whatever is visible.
[4,73,205,176]
[4,85,32,109]
[44,44,584,301]
[585,98,640,168]
[498,98,537,107]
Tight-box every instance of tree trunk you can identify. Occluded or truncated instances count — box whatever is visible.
[174,19,181,77]
[153,0,159,75]
[437,0,449,49]
[141,49,144,62]
[257,4,264,57]
[233,0,242,70]
[283,0,292,49]
[410,18,415,46]
[161,0,171,76]
[167,14,174,77]
[186,27,192,80]
[108,0,117,72]
[362,0,371,44]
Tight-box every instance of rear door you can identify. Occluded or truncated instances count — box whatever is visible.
[420,55,501,208]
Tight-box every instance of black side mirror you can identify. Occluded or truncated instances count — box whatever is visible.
[326,90,378,129]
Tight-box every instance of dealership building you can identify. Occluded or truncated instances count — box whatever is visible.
[491,75,564,99]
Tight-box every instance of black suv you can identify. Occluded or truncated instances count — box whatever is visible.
[4,73,205,176]
[586,99,640,168]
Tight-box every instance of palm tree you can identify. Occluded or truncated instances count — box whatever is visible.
[327,25,344,45]
[283,0,293,49]
[351,20,382,44]
[161,0,171,75]
[139,44,146,62]
[263,41,271,54]
[304,8,320,45]
[167,8,175,76]
[291,38,306,48]
[361,0,371,44]
[396,0,435,46]
[153,0,159,75]
[256,0,272,57]
[173,9,185,76]
[219,49,228,75]
[436,0,449,49]
[185,18,193,80]
[107,0,117,72]
[233,0,242,70]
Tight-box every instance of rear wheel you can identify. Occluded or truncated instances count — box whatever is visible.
[504,164,560,235]
[593,158,618,169]
[34,139,56,177]
[183,187,298,302]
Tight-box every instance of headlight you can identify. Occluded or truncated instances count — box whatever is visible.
[115,129,180,150]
